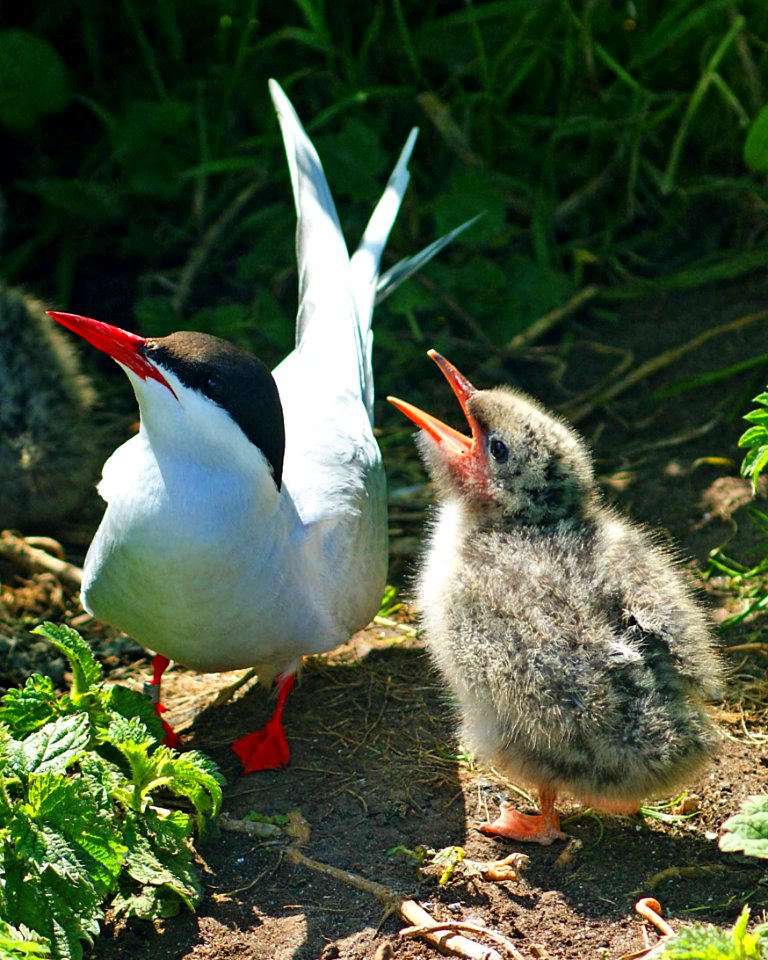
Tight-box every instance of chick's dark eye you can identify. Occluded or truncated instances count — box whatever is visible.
[201,373,226,401]
[489,437,509,463]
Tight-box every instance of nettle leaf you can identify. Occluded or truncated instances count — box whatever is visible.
[720,795,768,859]
[77,753,123,805]
[118,809,200,917]
[104,685,164,743]
[657,906,768,959]
[32,624,102,697]
[0,675,61,738]
[150,750,224,823]
[25,774,126,893]
[0,920,52,958]
[6,823,105,960]
[18,714,90,775]
[0,623,222,954]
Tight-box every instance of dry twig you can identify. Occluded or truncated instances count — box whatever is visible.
[400,920,525,959]
[0,530,83,590]
[222,812,514,960]
[286,846,507,960]
[506,286,601,350]
[565,307,768,423]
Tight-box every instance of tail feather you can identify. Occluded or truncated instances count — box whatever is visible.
[350,128,417,334]
[269,79,477,417]
[268,79,356,353]
[375,214,483,306]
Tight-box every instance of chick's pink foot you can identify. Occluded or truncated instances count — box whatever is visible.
[232,673,295,773]
[479,790,565,845]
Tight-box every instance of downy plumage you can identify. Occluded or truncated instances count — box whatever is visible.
[390,351,723,843]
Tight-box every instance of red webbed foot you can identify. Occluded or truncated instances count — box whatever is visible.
[232,673,295,773]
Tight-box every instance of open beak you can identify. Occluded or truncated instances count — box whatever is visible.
[48,311,175,395]
[388,349,480,459]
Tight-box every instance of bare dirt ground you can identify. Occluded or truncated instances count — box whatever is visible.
[3,279,768,959]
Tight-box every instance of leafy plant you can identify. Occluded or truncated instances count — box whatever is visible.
[720,795,768,860]
[704,391,768,631]
[656,906,768,959]
[0,622,223,960]
[739,391,768,493]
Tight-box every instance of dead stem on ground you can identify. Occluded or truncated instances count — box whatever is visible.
[0,530,83,589]
[222,812,526,960]
[565,307,768,424]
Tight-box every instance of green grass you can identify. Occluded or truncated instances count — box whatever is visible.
[1,0,767,375]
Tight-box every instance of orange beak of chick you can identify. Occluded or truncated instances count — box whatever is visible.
[388,350,480,459]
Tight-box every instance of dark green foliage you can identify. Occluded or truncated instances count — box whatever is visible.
[0,623,224,960]
[1,2,767,361]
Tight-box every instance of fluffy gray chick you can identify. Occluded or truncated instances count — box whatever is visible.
[389,351,723,844]
[0,287,100,530]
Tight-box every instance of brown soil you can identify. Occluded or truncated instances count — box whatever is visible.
[4,279,768,960]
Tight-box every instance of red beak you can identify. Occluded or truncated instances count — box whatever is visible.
[388,349,481,459]
[47,311,175,395]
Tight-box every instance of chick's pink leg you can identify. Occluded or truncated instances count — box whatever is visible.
[232,672,295,773]
[480,787,565,845]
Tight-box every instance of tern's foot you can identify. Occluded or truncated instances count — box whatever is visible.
[479,800,565,845]
[154,702,179,749]
[232,715,290,772]
[232,672,295,773]
[159,716,180,749]
[146,653,178,748]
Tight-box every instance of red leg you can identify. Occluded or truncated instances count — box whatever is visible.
[146,654,179,749]
[232,672,295,773]
[479,786,565,845]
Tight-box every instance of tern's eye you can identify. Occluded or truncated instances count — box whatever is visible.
[489,437,509,463]
[201,373,226,402]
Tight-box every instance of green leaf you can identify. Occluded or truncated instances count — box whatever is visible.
[32,624,102,697]
[743,409,768,427]
[0,920,52,958]
[737,425,768,449]
[0,676,61,738]
[431,169,506,244]
[155,750,224,823]
[24,773,126,893]
[740,445,768,492]
[0,30,70,130]
[720,795,768,859]
[0,622,220,955]
[18,178,123,223]
[656,905,768,959]
[104,685,164,743]
[18,714,90,776]
[745,104,768,173]
[117,809,200,917]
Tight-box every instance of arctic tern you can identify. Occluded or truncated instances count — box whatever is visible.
[50,80,466,771]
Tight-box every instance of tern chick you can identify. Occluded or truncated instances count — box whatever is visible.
[389,351,723,844]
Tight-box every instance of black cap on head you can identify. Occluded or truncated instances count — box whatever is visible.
[144,332,285,489]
